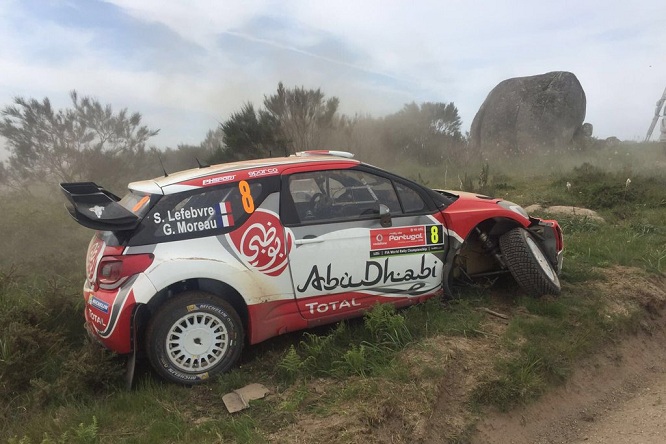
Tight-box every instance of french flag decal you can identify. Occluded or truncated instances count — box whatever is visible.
[217,201,235,227]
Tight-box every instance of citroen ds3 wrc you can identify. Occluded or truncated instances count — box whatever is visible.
[61,151,563,385]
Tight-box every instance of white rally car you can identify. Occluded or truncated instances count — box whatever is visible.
[61,151,563,385]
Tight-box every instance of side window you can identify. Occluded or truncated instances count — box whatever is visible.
[395,182,427,213]
[129,181,262,245]
[287,169,402,224]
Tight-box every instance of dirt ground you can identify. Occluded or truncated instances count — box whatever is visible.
[266,267,666,444]
[472,269,666,444]
[472,317,666,443]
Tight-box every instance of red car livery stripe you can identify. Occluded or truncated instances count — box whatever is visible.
[176,159,359,189]
[246,289,441,345]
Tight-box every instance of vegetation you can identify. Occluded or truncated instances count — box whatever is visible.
[263,82,339,155]
[0,91,158,190]
[0,86,664,442]
[214,103,279,161]
[0,139,663,442]
[382,102,465,166]
[0,84,470,193]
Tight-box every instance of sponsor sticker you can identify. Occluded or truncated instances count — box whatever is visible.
[202,174,236,186]
[90,297,110,313]
[247,167,279,178]
[88,307,107,329]
[89,205,105,218]
[370,225,444,257]
[86,238,104,281]
[228,209,293,277]
[304,298,361,315]
[297,255,437,293]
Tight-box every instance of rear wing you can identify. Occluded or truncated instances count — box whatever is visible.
[60,182,140,231]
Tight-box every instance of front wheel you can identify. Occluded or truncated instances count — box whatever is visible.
[499,228,561,297]
[145,292,244,384]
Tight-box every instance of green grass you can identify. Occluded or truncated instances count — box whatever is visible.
[472,287,639,411]
[1,143,665,442]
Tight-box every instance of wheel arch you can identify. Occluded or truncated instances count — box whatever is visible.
[457,215,527,256]
[443,216,526,294]
[142,290,245,384]
[133,278,250,356]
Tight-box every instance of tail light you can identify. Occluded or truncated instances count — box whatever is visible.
[97,254,154,290]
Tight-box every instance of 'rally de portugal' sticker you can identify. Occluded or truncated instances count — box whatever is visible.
[370,225,444,257]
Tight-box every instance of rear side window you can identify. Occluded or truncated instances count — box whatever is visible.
[119,191,152,217]
[128,180,264,245]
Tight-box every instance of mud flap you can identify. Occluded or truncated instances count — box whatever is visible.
[125,305,143,390]
[125,348,137,391]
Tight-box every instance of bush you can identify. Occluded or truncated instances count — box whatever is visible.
[0,267,124,422]
[549,162,666,212]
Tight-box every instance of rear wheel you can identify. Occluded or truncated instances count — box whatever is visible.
[145,291,244,384]
[499,228,561,297]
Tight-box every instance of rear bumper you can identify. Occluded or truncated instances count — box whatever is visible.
[83,283,136,354]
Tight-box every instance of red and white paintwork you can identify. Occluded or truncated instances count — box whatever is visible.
[81,153,563,355]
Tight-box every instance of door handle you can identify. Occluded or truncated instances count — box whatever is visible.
[295,235,325,245]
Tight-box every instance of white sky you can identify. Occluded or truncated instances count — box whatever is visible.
[0,0,664,153]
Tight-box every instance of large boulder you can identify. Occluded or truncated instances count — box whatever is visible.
[470,71,587,154]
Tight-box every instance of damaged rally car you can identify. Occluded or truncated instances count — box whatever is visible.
[61,150,563,385]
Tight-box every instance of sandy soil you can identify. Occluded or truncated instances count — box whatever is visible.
[471,268,666,444]
[472,320,666,443]
[574,373,666,444]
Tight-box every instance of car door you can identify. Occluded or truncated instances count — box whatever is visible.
[281,167,446,323]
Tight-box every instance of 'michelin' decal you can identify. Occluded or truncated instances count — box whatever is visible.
[370,225,444,257]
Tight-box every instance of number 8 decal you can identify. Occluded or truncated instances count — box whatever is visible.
[239,180,255,213]
[430,225,439,244]
[426,224,443,246]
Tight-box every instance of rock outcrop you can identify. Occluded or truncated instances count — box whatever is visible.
[471,71,587,154]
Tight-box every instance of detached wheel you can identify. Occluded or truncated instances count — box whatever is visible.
[145,292,244,385]
[499,228,561,297]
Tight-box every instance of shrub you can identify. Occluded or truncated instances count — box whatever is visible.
[364,303,412,348]
[0,266,124,421]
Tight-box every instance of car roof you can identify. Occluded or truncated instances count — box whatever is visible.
[128,152,361,195]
